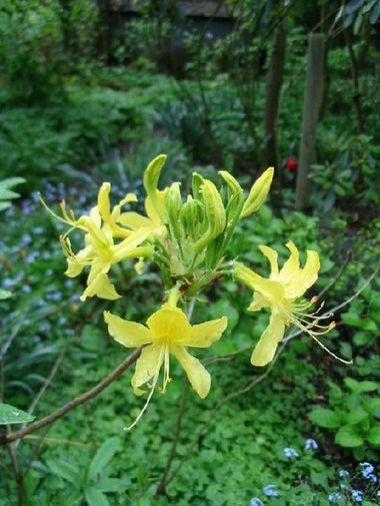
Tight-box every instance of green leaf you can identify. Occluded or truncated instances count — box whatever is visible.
[0,289,12,300]
[89,438,120,481]
[366,398,380,417]
[309,408,341,429]
[344,377,378,393]
[341,312,362,328]
[0,403,35,425]
[335,425,364,447]
[346,408,369,425]
[367,426,380,445]
[85,488,110,506]
[47,459,81,486]
[96,478,126,493]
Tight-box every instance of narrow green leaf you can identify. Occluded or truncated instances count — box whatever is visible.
[0,403,35,425]
[89,438,120,481]
[85,488,110,506]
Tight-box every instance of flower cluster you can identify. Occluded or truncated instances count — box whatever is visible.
[45,154,339,425]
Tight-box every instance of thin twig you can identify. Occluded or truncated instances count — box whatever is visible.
[7,442,23,506]
[2,348,141,444]
[15,344,68,450]
[155,298,195,496]
[156,380,190,496]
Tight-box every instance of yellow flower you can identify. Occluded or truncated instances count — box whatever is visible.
[104,304,227,401]
[116,189,168,237]
[64,215,152,301]
[54,184,153,301]
[235,241,337,367]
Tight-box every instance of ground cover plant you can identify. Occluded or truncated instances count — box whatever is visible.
[0,1,379,505]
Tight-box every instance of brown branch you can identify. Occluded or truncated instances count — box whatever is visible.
[2,348,141,445]
[155,380,189,496]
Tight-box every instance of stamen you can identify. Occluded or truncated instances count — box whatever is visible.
[126,347,165,430]
[288,315,352,365]
[126,373,159,431]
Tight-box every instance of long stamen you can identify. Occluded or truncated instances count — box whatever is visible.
[288,314,352,365]
[126,373,159,431]
[126,347,165,430]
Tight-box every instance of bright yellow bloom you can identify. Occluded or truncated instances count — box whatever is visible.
[55,184,153,301]
[235,241,336,367]
[104,304,227,400]
[64,222,151,301]
[116,189,168,237]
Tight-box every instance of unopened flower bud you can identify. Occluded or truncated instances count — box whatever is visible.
[143,154,167,222]
[241,167,274,218]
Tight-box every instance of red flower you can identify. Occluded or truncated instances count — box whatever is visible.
[285,157,298,171]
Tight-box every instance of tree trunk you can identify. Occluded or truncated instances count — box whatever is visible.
[295,33,326,210]
[344,27,364,134]
[263,24,286,181]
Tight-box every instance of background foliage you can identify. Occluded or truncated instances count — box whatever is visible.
[0,0,379,504]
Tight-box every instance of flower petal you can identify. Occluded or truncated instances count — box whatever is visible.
[279,241,300,283]
[250,312,286,366]
[104,311,153,348]
[97,182,111,222]
[131,343,164,392]
[184,317,228,348]
[81,272,119,301]
[259,245,279,278]
[235,262,285,301]
[147,304,191,342]
[117,212,153,230]
[285,250,320,299]
[171,345,211,398]
[65,258,85,278]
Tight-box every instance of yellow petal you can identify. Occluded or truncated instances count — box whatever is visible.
[285,250,320,299]
[171,345,211,398]
[81,272,119,301]
[117,212,153,230]
[146,304,191,343]
[278,241,300,283]
[131,343,164,392]
[104,311,153,347]
[235,262,285,302]
[259,245,279,278]
[251,312,286,366]
[247,292,269,312]
[65,258,85,278]
[97,182,111,222]
[112,229,150,263]
[184,317,228,348]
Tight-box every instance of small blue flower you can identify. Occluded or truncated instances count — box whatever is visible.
[359,462,374,472]
[339,469,350,480]
[305,438,318,450]
[351,490,363,504]
[328,492,342,503]
[377,490,380,498]
[340,484,349,491]
[283,447,299,458]
[367,473,377,483]
[250,498,264,506]
[359,462,375,479]
[263,484,279,498]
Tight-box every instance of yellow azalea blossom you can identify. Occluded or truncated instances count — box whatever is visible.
[104,303,227,427]
[42,184,154,301]
[64,213,152,301]
[96,182,138,238]
[116,189,168,236]
[235,241,342,367]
